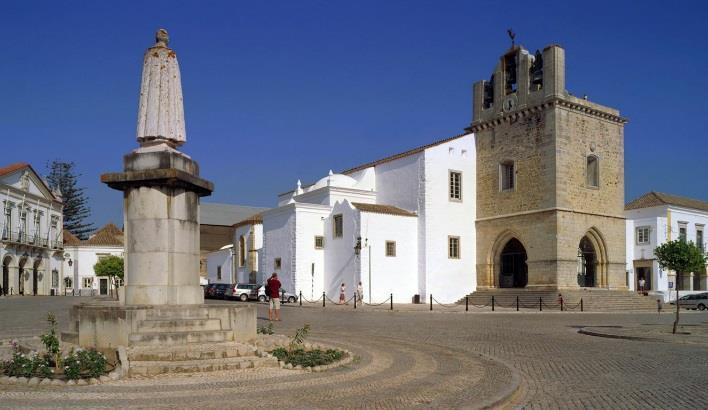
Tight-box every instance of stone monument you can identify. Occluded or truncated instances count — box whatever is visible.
[62,30,267,376]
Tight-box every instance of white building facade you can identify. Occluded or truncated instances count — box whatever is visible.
[225,133,476,303]
[625,192,708,299]
[1,163,65,296]
[62,224,124,296]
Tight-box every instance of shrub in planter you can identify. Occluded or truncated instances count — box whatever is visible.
[63,349,108,380]
[271,347,344,368]
[2,351,52,378]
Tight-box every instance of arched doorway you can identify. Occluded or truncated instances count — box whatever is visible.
[18,257,26,295]
[499,238,528,288]
[2,256,10,295]
[32,258,41,295]
[577,236,597,287]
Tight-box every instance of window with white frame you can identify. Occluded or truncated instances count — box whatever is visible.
[500,161,515,191]
[333,214,343,238]
[274,258,282,270]
[697,227,704,252]
[586,155,599,188]
[636,226,650,245]
[385,241,396,257]
[449,171,462,201]
[2,205,10,239]
[314,236,324,249]
[83,277,94,288]
[678,222,688,242]
[448,236,460,259]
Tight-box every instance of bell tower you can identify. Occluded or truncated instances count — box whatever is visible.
[468,43,628,291]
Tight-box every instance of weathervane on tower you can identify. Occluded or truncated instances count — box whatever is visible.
[507,28,516,48]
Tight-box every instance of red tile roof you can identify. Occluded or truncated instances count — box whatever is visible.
[0,163,30,177]
[62,230,81,246]
[83,223,124,247]
[351,202,417,217]
[625,192,708,212]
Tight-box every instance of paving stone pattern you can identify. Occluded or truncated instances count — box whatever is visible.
[0,296,707,409]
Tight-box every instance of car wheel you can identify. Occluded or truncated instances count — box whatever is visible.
[258,295,266,302]
[697,304,706,311]
[239,293,248,302]
[288,296,296,303]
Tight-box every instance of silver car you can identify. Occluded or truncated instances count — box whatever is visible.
[670,293,708,311]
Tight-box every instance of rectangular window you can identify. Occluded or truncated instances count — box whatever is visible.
[697,228,704,252]
[2,206,10,239]
[449,171,462,201]
[678,223,687,242]
[333,214,343,238]
[636,227,650,245]
[448,236,460,259]
[500,162,514,191]
[83,277,94,288]
[385,241,396,257]
[216,266,222,280]
[586,156,599,188]
[314,236,324,249]
[275,258,282,270]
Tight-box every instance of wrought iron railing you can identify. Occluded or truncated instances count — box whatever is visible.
[0,229,59,249]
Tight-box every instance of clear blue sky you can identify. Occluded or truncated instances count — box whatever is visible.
[1,0,706,228]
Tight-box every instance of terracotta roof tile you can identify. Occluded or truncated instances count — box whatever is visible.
[62,230,81,246]
[83,223,124,247]
[625,192,708,212]
[351,202,417,217]
[0,163,30,177]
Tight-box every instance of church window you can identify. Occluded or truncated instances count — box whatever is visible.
[274,258,282,270]
[314,236,324,249]
[678,223,687,242]
[448,236,460,259]
[449,171,462,201]
[217,266,222,280]
[238,236,246,267]
[385,241,396,257]
[636,226,650,245]
[586,156,599,188]
[500,162,515,191]
[333,214,343,238]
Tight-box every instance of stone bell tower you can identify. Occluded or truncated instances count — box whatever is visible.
[469,43,628,291]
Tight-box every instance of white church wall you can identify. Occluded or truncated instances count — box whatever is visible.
[358,211,418,303]
[323,201,359,298]
[207,247,232,285]
[374,153,422,213]
[293,205,329,299]
[348,167,376,191]
[422,134,476,303]
[262,206,296,294]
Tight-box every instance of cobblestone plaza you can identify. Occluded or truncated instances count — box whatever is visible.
[0,296,706,409]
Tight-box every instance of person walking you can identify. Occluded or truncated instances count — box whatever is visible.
[267,273,282,321]
[638,277,646,293]
[339,282,346,304]
[356,281,363,303]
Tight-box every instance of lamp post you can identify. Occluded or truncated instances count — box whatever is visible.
[367,238,371,304]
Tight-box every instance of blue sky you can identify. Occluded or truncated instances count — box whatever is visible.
[1,0,706,228]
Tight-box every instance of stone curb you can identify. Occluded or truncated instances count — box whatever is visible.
[0,366,123,387]
[255,335,354,373]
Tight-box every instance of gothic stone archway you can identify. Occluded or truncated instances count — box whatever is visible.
[577,228,609,288]
[499,238,528,288]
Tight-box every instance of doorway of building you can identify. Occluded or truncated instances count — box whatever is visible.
[635,266,652,291]
[2,257,10,295]
[32,259,40,295]
[577,236,597,287]
[499,238,528,288]
[99,278,108,295]
[18,259,26,295]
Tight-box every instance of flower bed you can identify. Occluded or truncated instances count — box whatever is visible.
[270,347,344,368]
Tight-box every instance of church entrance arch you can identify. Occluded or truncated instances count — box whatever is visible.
[2,256,11,295]
[577,236,597,287]
[32,258,42,295]
[499,238,528,288]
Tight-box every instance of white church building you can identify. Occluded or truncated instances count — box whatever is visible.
[217,133,476,303]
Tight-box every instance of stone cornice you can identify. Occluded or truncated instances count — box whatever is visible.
[467,97,628,133]
[477,206,625,222]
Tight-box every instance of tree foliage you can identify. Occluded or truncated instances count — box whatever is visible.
[45,160,94,239]
[94,255,124,280]
[654,239,705,276]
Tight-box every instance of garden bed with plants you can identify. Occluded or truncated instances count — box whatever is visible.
[0,313,119,386]
[256,324,353,372]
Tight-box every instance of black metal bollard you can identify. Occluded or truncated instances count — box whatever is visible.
[466,296,469,312]
[354,294,357,309]
[299,291,302,306]
[430,294,433,311]
[516,296,519,311]
[322,291,326,307]
[390,293,393,310]
[560,298,564,312]
[492,295,495,311]
[580,298,584,312]
[539,297,542,312]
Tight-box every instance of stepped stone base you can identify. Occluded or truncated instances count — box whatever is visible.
[61,301,259,377]
[463,288,659,311]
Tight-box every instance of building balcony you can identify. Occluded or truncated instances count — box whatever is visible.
[0,229,63,250]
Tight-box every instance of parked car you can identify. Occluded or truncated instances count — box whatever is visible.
[204,283,231,299]
[231,283,261,302]
[257,286,298,304]
[669,293,708,310]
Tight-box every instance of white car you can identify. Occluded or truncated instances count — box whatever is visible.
[257,286,298,303]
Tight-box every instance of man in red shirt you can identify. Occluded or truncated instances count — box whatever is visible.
[266,272,282,321]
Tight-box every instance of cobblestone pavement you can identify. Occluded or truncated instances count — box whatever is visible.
[0,296,707,409]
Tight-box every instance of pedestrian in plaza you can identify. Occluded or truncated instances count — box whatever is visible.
[356,281,363,303]
[657,298,663,314]
[0,284,3,297]
[339,282,346,304]
[557,293,563,310]
[638,277,646,293]
[267,272,282,321]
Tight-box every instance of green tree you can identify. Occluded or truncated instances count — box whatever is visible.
[654,239,706,334]
[94,255,124,298]
[45,160,94,239]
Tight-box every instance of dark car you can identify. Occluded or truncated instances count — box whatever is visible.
[204,283,230,299]
[669,293,708,311]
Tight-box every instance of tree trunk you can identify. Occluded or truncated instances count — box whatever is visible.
[673,272,680,334]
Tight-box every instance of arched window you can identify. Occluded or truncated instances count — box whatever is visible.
[238,236,246,267]
[586,155,599,188]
